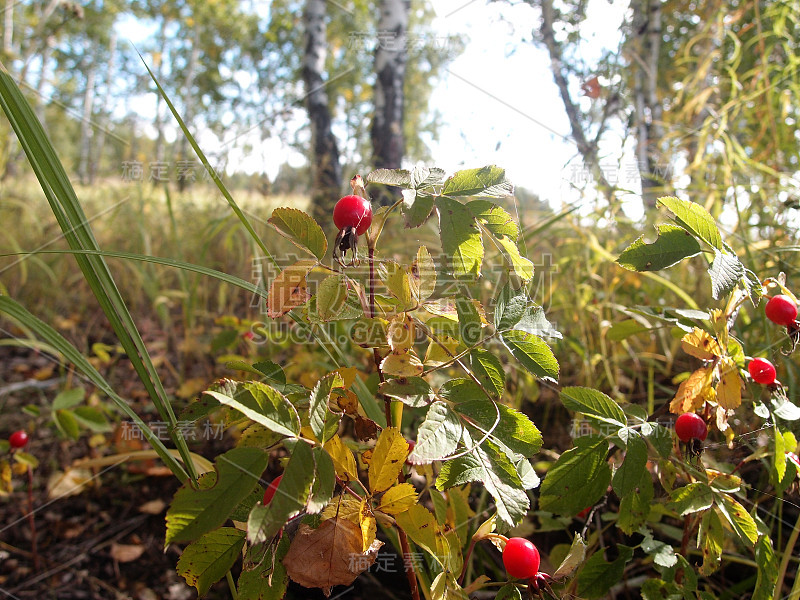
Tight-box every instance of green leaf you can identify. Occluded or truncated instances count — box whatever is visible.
[708,249,744,300]
[176,528,245,596]
[437,437,528,530]
[643,423,673,459]
[442,166,513,198]
[698,509,724,575]
[436,196,484,279]
[402,190,436,228]
[616,470,654,534]
[413,246,437,301]
[467,200,520,240]
[514,457,540,489]
[52,388,85,410]
[367,168,412,186]
[606,319,651,341]
[309,373,343,443]
[753,535,778,600]
[494,283,528,331]
[454,400,542,456]
[438,378,486,403]
[456,297,483,346]
[717,493,758,546]
[577,545,634,599]
[308,447,336,514]
[640,529,677,568]
[252,361,286,385]
[774,426,787,484]
[72,406,111,432]
[616,224,702,271]
[559,387,626,428]
[378,377,435,407]
[166,447,269,545]
[470,349,505,397]
[539,435,612,516]
[502,330,559,381]
[657,196,723,251]
[385,262,414,310]
[408,402,463,464]
[238,536,291,600]
[247,441,315,544]
[395,504,441,560]
[495,235,535,281]
[268,207,327,260]
[230,485,263,522]
[316,276,348,321]
[204,381,300,438]
[496,584,523,600]
[54,409,80,439]
[611,434,648,497]
[668,482,714,516]
[410,166,447,189]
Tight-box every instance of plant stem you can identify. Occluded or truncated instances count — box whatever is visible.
[397,525,421,600]
[774,508,800,600]
[226,570,238,600]
[26,466,39,572]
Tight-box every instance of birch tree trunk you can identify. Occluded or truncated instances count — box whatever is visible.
[91,30,117,183]
[177,26,200,191]
[78,64,97,185]
[303,0,341,225]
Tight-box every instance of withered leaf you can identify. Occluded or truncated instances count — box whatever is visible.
[354,415,379,441]
[283,518,382,596]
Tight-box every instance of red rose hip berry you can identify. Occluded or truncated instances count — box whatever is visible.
[748,358,777,385]
[675,413,707,443]
[8,430,28,449]
[263,474,282,505]
[502,537,540,579]
[333,195,372,236]
[765,295,798,326]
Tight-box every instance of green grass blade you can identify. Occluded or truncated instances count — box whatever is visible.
[0,68,198,480]
[0,296,189,481]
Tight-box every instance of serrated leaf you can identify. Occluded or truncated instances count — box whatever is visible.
[657,196,723,251]
[495,584,523,600]
[177,528,245,596]
[456,296,483,346]
[442,166,513,198]
[576,545,634,599]
[467,200,520,239]
[716,360,742,410]
[640,529,677,568]
[469,349,505,397]
[308,447,335,514]
[204,381,300,438]
[402,190,436,228]
[309,373,343,443]
[553,534,587,579]
[708,249,744,299]
[454,400,542,456]
[378,483,419,515]
[395,504,441,559]
[668,482,714,515]
[607,319,651,341]
[538,435,612,516]
[323,435,358,481]
[268,207,327,260]
[437,437,528,529]
[681,328,722,360]
[669,367,714,414]
[611,434,648,497]
[369,427,410,493]
[494,283,528,330]
[616,224,702,271]
[496,234,535,280]
[431,571,469,600]
[717,494,757,545]
[502,330,559,381]
[771,393,800,420]
[411,166,446,189]
[560,387,627,428]
[408,402,463,464]
[378,377,435,407]
[412,246,436,301]
[315,276,348,321]
[247,441,315,544]
[385,262,415,310]
[380,351,424,377]
[438,378,485,403]
[166,447,268,545]
[267,261,314,318]
[698,509,724,575]
[753,535,778,600]
[367,168,411,187]
[238,535,290,600]
[350,317,389,348]
[436,196,484,279]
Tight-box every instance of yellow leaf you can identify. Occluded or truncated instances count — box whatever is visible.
[380,351,424,377]
[424,335,460,367]
[681,328,722,360]
[670,367,713,414]
[368,427,409,493]
[359,500,377,552]
[332,367,359,388]
[716,360,742,410]
[395,504,440,559]
[387,313,415,353]
[323,435,358,481]
[412,246,437,302]
[321,495,361,523]
[267,261,315,318]
[378,483,419,515]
